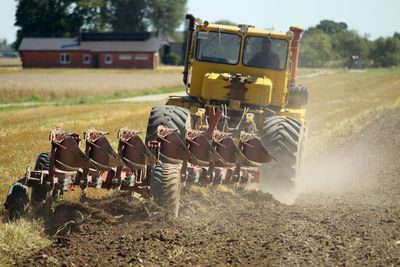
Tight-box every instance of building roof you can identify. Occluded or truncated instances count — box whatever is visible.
[79,38,162,52]
[81,32,151,41]
[19,36,162,52]
[19,38,81,51]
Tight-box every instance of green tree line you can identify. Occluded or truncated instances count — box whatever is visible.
[299,20,400,68]
[14,0,187,49]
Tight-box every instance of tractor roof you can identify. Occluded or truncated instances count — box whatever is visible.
[197,23,289,40]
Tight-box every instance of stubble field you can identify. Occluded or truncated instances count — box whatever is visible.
[0,67,400,265]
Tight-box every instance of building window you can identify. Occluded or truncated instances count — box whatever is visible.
[60,53,70,64]
[119,55,132,60]
[105,55,112,64]
[135,54,148,60]
[83,54,90,64]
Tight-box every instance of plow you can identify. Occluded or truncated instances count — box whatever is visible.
[5,13,308,218]
[5,107,273,218]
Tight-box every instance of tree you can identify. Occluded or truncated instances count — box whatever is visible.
[369,37,399,67]
[14,0,110,49]
[109,0,148,32]
[164,52,181,65]
[315,20,348,35]
[0,39,9,49]
[14,0,188,48]
[299,29,335,67]
[14,0,70,48]
[67,0,111,32]
[213,20,237,26]
[147,0,187,36]
[331,30,369,67]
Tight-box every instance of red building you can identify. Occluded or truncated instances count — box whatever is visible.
[19,32,161,69]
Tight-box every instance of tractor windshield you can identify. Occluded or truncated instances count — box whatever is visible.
[243,36,288,70]
[195,31,242,65]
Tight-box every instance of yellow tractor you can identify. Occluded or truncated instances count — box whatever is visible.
[4,14,308,219]
[146,14,308,199]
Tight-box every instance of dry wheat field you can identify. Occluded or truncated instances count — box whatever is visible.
[0,67,400,264]
[0,66,184,102]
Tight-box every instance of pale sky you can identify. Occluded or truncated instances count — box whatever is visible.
[1,0,399,44]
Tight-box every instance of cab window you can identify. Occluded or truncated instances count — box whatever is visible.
[243,36,288,70]
[195,31,242,65]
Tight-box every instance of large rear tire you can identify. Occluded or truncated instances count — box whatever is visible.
[260,116,306,202]
[151,163,181,217]
[145,105,191,163]
[145,105,190,143]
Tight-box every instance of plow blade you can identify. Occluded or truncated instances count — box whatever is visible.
[118,127,158,169]
[187,130,222,166]
[157,126,192,163]
[239,132,274,167]
[213,133,247,167]
[50,128,92,171]
[85,129,124,171]
[157,127,272,168]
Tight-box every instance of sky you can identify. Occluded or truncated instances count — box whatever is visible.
[1,0,399,44]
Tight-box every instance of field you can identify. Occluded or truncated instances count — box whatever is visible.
[1,67,400,264]
[0,57,21,68]
[0,66,184,103]
[303,68,400,161]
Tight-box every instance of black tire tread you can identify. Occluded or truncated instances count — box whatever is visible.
[34,152,50,171]
[145,105,190,143]
[260,116,303,191]
[151,163,181,216]
[31,152,50,205]
[5,183,29,219]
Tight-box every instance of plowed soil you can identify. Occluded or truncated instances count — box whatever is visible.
[18,109,400,266]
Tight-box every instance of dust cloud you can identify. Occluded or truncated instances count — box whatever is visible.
[297,144,366,196]
[257,134,372,205]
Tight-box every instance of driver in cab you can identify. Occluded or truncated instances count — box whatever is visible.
[246,38,280,69]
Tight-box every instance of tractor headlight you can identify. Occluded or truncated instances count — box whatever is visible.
[286,30,294,40]
[240,24,249,35]
[195,18,203,26]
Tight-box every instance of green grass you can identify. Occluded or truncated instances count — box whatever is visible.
[0,218,51,265]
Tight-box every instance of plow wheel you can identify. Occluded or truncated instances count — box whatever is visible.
[145,105,190,163]
[151,163,181,217]
[260,116,306,202]
[146,105,189,216]
[4,182,29,220]
[31,152,51,206]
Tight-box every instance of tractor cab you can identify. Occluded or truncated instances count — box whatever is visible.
[182,18,304,111]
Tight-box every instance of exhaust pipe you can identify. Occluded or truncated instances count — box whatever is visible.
[289,26,304,87]
[183,14,195,87]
